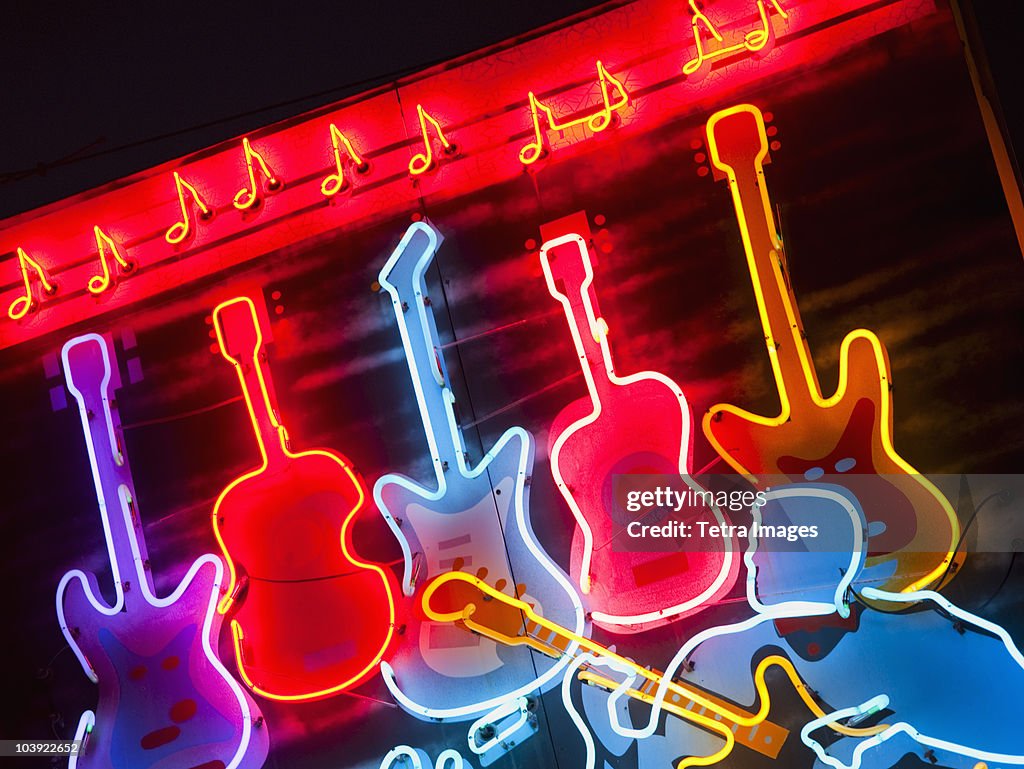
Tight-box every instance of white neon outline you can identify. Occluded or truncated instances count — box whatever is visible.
[379,745,469,769]
[467,697,531,758]
[68,710,95,769]
[375,221,585,722]
[539,232,735,626]
[56,333,260,769]
[597,485,863,740]
[560,652,605,769]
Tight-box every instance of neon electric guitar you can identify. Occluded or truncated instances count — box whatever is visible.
[540,232,738,632]
[701,104,961,596]
[56,333,268,769]
[423,570,791,762]
[211,296,397,701]
[375,221,585,722]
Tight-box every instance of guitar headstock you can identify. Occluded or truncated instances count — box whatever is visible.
[539,233,594,302]
[378,220,443,296]
[422,569,536,650]
[705,104,770,178]
[63,333,114,404]
[213,296,263,367]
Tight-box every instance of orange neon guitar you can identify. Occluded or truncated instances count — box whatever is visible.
[422,570,791,761]
[702,104,961,597]
[211,296,397,701]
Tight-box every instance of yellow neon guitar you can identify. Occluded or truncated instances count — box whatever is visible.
[423,570,898,767]
[701,104,961,598]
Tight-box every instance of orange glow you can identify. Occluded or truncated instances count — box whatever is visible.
[87,226,133,295]
[232,138,281,211]
[165,171,212,245]
[210,296,397,701]
[701,104,959,597]
[321,124,367,197]
[520,60,629,166]
[408,104,455,176]
[7,248,56,321]
[683,0,789,77]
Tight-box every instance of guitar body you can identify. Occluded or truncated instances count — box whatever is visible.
[708,331,945,560]
[376,221,584,722]
[211,296,397,701]
[215,450,395,699]
[702,104,960,597]
[60,558,265,769]
[378,426,583,716]
[551,376,735,631]
[57,333,267,769]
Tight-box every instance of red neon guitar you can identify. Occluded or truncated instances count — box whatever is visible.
[701,104,961,598]
[211,296,397,701]
[541,230,739,633]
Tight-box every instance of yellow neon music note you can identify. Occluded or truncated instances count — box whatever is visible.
[7,247,57,321]
[519,60,629,166]
[233,137,281,211]
[408,104,455,177]
[88,226,133,295]
[321,124,368,197]
[165,171,212,245]
[682,0,788,77]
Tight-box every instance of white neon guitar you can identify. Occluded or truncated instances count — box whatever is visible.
[56,333,268,769]
[375,221,586,722]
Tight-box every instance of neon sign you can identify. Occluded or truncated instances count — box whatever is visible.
[519,61,628,166]
[700,103,960,597]
[683,0,790,80]
[374,221,585,721]
[57,333,268,769]
[7,247,56,320]
[211,295,397,701]
[539,229,737,631]
[408,104,457,176]
[165,171,212,245]
[321,124,368,196]
[232,137,280,210]
[87,226,133,295]
[0,0,933,350]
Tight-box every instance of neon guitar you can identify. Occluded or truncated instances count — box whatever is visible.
[375,221,585,722]
[57,333,268,769]
[701,104,961,596]
[211,296,397,701]
[541,232,738,632]
[422,570,790,762]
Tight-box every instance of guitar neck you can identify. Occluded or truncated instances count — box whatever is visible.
[213,297,289,468]
[63,334,151,598]
[380,221,467,473]
[708,106,818,404]
[519,615,785,755]
[540,234,613,398]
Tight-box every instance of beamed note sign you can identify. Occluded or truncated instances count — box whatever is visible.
[7,1,1024,769]
[2,0,933,350]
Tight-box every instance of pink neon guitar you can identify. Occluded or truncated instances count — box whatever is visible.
[701,104,961,597]
[211,296,397,701]
[57,333,268,769]
[541,231,738,633]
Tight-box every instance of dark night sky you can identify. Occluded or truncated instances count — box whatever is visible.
[0,0,608,218]
[2,0,1022,222]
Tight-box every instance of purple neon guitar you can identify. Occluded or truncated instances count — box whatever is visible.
[56,333,269,769]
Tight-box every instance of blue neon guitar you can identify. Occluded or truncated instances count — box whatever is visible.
[375,221,586,722]
[56,333,269,769]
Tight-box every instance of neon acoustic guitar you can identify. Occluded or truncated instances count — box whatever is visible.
[422,570,792,763]
[211,296,397,701]
[57,333,268,769]
[701,104,961,596]
[375,221,585,722]
[541,233,738,632]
